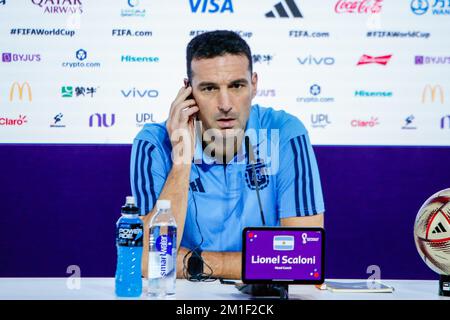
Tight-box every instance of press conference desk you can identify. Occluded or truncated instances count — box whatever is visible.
[0,278,448,300]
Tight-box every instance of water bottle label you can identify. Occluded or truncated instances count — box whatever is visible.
[116,223,143,247]
[156,234,174,256]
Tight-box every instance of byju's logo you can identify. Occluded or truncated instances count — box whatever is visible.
[0,115,28,126]
[297,84,335,103]
[422,84,444,104]
[62,49,101,69]
[402,115,417,130]
[297,55,335,65]
[252,54,274,65]
[189,0,234,13]
[62,86,98,98]
[351,117,379,128]
[441,115,450,129]
[9,82,32,102]
[266,0,303,18]
[121,0,146,17]
[136,113,156,127]
[415,55,450,65]
[89,113,115,128]
[411,0,450,15]
[2,52,41,63]
[50,113,66,128]
[31,0,83,14]
[335,0,383,14]
[357,54,392,65]
[121,88,159,98]
[311,114,331,128]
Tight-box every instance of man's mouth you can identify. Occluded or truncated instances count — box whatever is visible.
[216,118,236,129]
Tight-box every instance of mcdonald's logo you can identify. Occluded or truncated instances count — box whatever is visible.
[422,84,444,104]
[9,82,32,102]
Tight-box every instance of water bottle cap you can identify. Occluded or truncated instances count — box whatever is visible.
[157,200,171,210]
[126,196,135,205]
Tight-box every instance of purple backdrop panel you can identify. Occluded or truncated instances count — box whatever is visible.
[0,144,449,280]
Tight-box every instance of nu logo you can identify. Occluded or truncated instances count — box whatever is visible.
[9,81,32,102]
[266,0,303,18]
[422,84,444,104]
[89,113,116,127]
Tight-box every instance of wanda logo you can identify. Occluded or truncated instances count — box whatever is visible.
[335,0,383,13]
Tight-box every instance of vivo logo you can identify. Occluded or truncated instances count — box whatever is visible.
[189,0,234,13]
[89,113,115,127]
[121,88,158,98]
[297,55,335,65]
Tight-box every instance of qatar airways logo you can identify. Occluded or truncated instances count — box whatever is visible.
[0,115,28,126]
[335,0,383,13]
[31,0,83,14]
[357,54,392,66]
[351,117,379,128]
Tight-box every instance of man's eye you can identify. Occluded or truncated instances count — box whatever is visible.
[232,83,244,89]
[202,86,216,92]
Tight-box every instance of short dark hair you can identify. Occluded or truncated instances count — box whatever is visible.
[186,30,252,81]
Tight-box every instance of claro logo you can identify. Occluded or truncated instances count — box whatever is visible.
[9,82,32,101]
[0,115,28,126]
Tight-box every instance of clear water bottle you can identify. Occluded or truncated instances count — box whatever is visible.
[115,196,143,297]
[148,200,177,297]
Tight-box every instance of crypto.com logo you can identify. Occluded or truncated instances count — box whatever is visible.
[422,84,444,104]
[357,54,392,65]
[9,82,32,102]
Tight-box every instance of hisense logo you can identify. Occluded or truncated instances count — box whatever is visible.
[121,55,159,63]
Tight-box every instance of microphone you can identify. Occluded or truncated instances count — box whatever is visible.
[245,136,266,226]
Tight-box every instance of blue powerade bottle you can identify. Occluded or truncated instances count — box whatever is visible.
[115,196,143,297]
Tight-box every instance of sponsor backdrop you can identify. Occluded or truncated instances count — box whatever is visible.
[1,0,450,145]
[1,1,450,280]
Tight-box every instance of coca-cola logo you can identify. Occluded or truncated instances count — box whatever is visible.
[0,115,28,126]
[335,0,383,14]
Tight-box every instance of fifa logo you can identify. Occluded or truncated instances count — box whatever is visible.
[9,81,32,102]
[422,84,444,104]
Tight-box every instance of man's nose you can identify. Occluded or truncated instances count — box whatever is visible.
[218,89,232,113]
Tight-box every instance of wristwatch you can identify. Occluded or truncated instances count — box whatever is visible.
[187,248,204,280]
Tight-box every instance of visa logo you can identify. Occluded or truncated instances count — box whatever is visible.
[189,0,234,13]
[273,235,295,251]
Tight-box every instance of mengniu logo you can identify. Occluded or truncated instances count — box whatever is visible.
[62,86,98,98]
[266,0,303,18]
[0,115,28,126]
[89,113,115,128]
[189,0,234,13]
[9,82,32,102]
[31,0,83,14]
[357,54,392,65]
[411,0,450,15]
[2,52,41,63]
[441,115,450,129]
[335,0,383,14]
[252,54,274,65]
[351,116,379,128]
[422,84,444,104]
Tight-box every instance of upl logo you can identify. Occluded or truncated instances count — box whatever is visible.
[189,0,234,13]
[422,84,444,104]
[9,82,32,102]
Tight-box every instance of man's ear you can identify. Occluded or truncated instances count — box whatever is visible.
[251,72,258,99]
